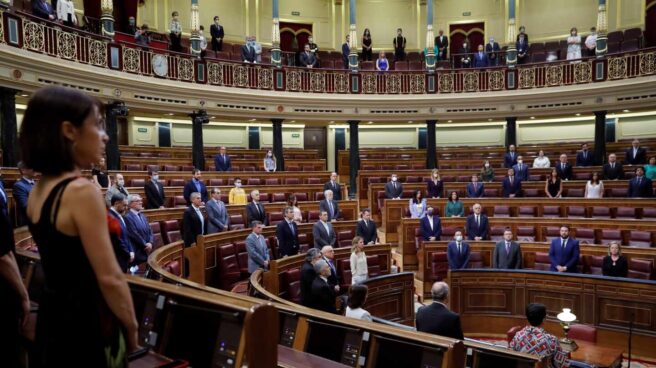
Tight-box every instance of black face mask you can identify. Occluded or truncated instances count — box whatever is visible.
[427,210,434,216]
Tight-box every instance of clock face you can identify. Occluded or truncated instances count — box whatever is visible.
[152,54,168,77]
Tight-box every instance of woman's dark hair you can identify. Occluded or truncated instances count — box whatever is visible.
[526,303,547,326]
[411,189,423,203]
[364,28,370,36]
[590,172,599,184]
[347,284,368,309]
[287,194,297,206]
[19,86,101,176]
[448,191,459,202]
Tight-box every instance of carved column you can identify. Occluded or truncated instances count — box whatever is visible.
[595,0,608,58]
[100,0,115,38]
[424,0,436,72]
[270,0,282,67]
[348,0,359,72]
[189,0,201,57]
[505,0,517,67]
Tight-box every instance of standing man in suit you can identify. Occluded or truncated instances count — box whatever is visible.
[435,29,448,61]
[300,249,322,307]
[466,174,485,198]
[485,37,500,66]
[312,211,336,248]
[602,153,624,180]
[342,35,350,69]
[626,139,647,165]
[13,162,37,227]
[628,167,653,197]
[206,188,229,233]
[183,169,208,205]
[105,173,129,207]
[0,176,8,220]
[246,190,268,226]
[504,145,518,168]
[144,170,166,209]
[321,245,340,293]
[385,174,403,199]
[459,40,472,68]
[420,205,442,242]
[512,155,530,182]
[323,172,342,201]
[210,16,224,52]
[33,0,55,20]
[576,143,594,166]
[241,36,256,63]
[466,203,489,240]
[356,208,378,244]
[416,282,464,339]
[493,229,523,269]
[123,194,154,267]
[300,44,318,68]
[276,206,299,257]
[310,260,338,313]
[447,231,471,270]
[473,44,489,68]
[109,194,133,272]
[555,154,573,181]
[214,146,231,171]
[182,192,206,247]
[516,31,529,64]
[246,221,270,274]
[502,168,522,198]
[319,190,340,222]
[548,226,580,273]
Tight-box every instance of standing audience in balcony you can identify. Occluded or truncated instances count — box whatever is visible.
[576,143,594,166]
[356,208,378,244]
[427,168,444,198]
[467,174,485,198]
[321,245,340,293]
[345,285,372,321]
[169,11,183,52]
[516,26,529,64]
[466,203,488,240]
[545,169,563,199]
[182,192,206,247]
[56,0,77,27]
[510,303,569,368]
[493,229,523,269]
[566,27,581,61]
[416,282,464,339]
[504,144,518,168]
[210,16,225,52]
[480,160,495,182]
[313,211,336,248]
[376,51,389,71]
[91,157,110,189]
[602,241,628,278]
[342,35,350,69]
[229,178,247,204]
[473,44,489,68]
[198,25,208,58]
[135,24,151,49]
[513,155,530,182]
[20,86,138,364]
[435,29,449,61]
[532,150,551,168]
[409,189,427,219]
[628,167,653,197]
[385,173,403,199]
[584,172,604,198]
[585,27,597,56]
[105,173,129,207]
[183,169,208,205]
[124,194,153,267]
[33,0,55,20]
[246,221,269,273]
[645,156,656,180]
[324,172,342,201]
[420,205,442,242]
[206,188,229,233]
[214,146,232,171]
[109,194,133,273]
[276,206,299,257]
[393,28,407,61]
[263,149,277,171]
[287,195,303,223]
[447,230,471,270]
[13,161,36,227]
[252,36,262,63]
[144,170,166,209]
[555,154,573,181]
[548,225,580,273]
[445,191,464,218]
[308,36,319,54]
[626,139,647,165]
[247,190,268,226]
[300,44,318,68]
[602,153,624,180]
[502,168,522,198]
[310,260,337,313]
[320,189,340,222]
[241,36,257,63]
[126,17,138,35]
[350,236,369,284]
[301,248,322,307]
[486,37,500,66]
[459,39,472,68]
[362,28,373,61]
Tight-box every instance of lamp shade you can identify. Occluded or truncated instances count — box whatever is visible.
[557,308,577,323]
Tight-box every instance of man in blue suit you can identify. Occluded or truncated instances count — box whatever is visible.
[472,44,489,68]
[246,221,270,273]
[465,203,488,240]
[32,0,55,20]
[628,167,653,198]
[548,226,580,273]
[447,230,471,270]
[575,143,594,166]
[420,205,442,242]
[123,194,154,266]
[512,155,530,182]
[109,194,134,272]
[502,168,522,198]
[206,188,229,233]
[214,146,231,171]
[342,35,350,69]
[183,169,208,205]
[13,162,37,227]
[466,175,485,198]
[504,145,518,168]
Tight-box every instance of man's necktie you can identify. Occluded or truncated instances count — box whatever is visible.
[476,215,480,227]
[638,177,642,185]
[256,203,261,215]
[505,242,510,255]
[457,243,462,254]
[561,239,566,249]
[288,221,294,235]
[329,201,333,217]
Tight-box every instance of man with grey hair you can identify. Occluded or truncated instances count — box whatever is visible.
[182,192,206,247]
[416,281,464,339]
[626,138,646,165]
[246,221,269,273]
[323,172,342,200]
[123,194,154,266]
[301,248,323,306]
[312,211,336,248]
[276,206,299,257]
[319,189,340,222]
[206,187,229,233]
[105,173,129,207]
[246,189,267,226]
[321,245,340,292]
[310,259,337,313]
[241,35,256,63]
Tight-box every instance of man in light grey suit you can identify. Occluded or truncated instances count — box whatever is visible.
[492,228,523,269]
[206,187,229,233]
[319,189,340,222]
[312,211,336,249]
[246,221,269,273]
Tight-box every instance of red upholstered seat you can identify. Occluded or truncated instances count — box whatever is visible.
[267,212,284,226]
[607,30,623,43]
[130,179,146,187]
[567,206,586,218]
[337,229,354,248]
[616,207,636,219]
[489,226,506,242]
[163,260,181,276]
[169,179,185,187]
[643,207,656,220]
[229,214,245,230]
[281,269,302,303]
[394,61,408,70]
[337,259,352,291]
[534,252,551,271]
[543,227,561,242]
[523,188,540,197]
[484,188,498,197]
[628,231,653,248]
[566,188,584,197]
[247,178,261,185]
[367,255,381,277]
[307,177,321,184]
[574,228,596,244]
[265,178,279,185]
[628,259,654,280]
[217,244,241,290]
[405,176,420,183]
[440,227,456,241]
[542,206,561,218]
[293,193,308,201]
[494,206,510,217]
[307,210,320,222]
[146,164,160,173]
[592,207,612,219]
[507,326,523,342]
[298,233,310,249]
[600,229,623,245]
[429,252,448,282]
[173,196,186,208]
[285,178,300,185]
[124,164,142,171]
[287,166,300,171]
[235,242,249,278]
[518,206,536,217]
[150,222,164,249]
[588,256,603,275]
[271,193,286,202]
[163,165,181,171]
[569,325,597,343]
[259,193,270,203]
[610,188,628,197]
[414,227,423,250]
[624,27,642,40]
[208,178,223,186]
[314,192,325,201]
[517,226,536,242]
[161,220,181,244]
[468,252,483,268]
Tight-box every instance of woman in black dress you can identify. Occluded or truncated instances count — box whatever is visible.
[362,28,373,61]
[545,168,562,198]
[20,86,138,367]
[427,168,443,198]
[602,241,628,278]
[92,156,110,188]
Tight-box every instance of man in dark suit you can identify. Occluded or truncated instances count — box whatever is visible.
[300,44,318,68]
[319,190,340,222]
[512,155,530,182]
[276,207,299,257]
[241,36,256,63]
[246,190,268,226]
[466,203,488,240]
[555,154,573,181]
[472,44,489,68]
[206,188,229,233]
[420,205,442,242]
[13,162,36,227]
[502,168,522,198]
[323,172,342,201]
[485,37,500,66]
[312,211,336,248]
[310,260,337,314]
[320,245,340,293]
[466,175,485,198]
[384,174,403,199]
[342,35,350,69]
[0,178,8,220]
[548,226,580,273]
[123,194,154,266]
[33,0,55,20]
[300,249,322,307]
[182,192,206,247]
[144,170,166,209]
[493,229,523,269]
[416,282,464,339]
[626,139,647,165]
[210,16,224,52]
[516,32,528,64]
[435,29,448,61]
[214,146,231,171]
[575,143,594,166]
[628,167,653,197]
[393,28,407,61]
[447,231,471,270]
[504,145,518,168]
[459,40,471,68]
[183,169,208,205]
[602,153,624,180]
[356,208,378,244]
[109,194,133,272]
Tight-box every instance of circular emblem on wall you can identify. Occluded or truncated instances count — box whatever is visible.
[12,69,22,80]
[277,105,284,112]
[113,88,122,97]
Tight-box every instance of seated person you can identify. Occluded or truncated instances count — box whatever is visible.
[548,226,580,273]
[416,282,464,339]
[510,303,570,368]
[419,205,442,242]
[447,231,470,270]
[466,175,484,198]
[602,241,628,278]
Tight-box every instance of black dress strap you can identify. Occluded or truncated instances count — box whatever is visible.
[40,177,78,227]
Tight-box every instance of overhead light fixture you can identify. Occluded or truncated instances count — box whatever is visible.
[447,120,452,123]
[367,121,373,124]
[166,113,174,116]
[575,113,581,116]
[329,121,334,123]
[210,116,216,119]
[488,118,493,122]
[530,116,535,120]
[408,120,413,123]
[249,118,256,122]
[623,109,630,113]
[20,94,29,97]
[290,120,296,123]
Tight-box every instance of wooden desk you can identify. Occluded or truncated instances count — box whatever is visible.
[278,345,350,368]
[570,340,622,368]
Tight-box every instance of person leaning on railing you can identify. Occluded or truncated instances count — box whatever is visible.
[135,24,151,49]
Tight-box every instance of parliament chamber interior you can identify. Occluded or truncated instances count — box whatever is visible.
[1,0,656,367]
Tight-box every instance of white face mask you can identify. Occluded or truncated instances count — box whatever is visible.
[485,163,490,168]
[391,177,397,182]
[455,235,463,242]
[235,182,242,188]
[117,179,125,187]
[517,160,523,165]
[152,175,159,181]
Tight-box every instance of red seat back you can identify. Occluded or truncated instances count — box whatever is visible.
[628,230,653,248]
[217,244,241,290]
[281,268,302,303]
[162,220,181,244]
[229,214,245,230]
[628,259,654,280]
[507,326,523,342]
[534,252,551,271]
[517,226,535,241]
[367,255,381,277]
[468,252,483,268]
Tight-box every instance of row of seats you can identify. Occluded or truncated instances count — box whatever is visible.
[123,163,324,172]
[125,177,328,187]
[121,151,314,160]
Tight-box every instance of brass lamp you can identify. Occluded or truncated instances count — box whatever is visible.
[557,308,578,351]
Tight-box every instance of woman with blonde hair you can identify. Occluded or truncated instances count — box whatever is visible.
[350,236,368,284]
[602,241,628,277]
[427,168,443,198]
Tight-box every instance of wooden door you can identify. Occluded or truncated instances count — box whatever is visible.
[304,127,327,160]
[449,22,485,66]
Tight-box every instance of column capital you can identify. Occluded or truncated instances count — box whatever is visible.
[593,110,607,117]
[271,118,284,125]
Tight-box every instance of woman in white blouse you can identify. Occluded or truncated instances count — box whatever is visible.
[349,236,368,284]
[57,0,77,27]
[567,27,582,61]
[585,172,604,198]
[286,194,302,223]
[345,284,372,321]
[263,150,277,172]
[532,150,551,168]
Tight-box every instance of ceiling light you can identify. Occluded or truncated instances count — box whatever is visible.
[408,120,413,123]
[575,113,581,116]
[487,118,493,122]
[20,94,29,97]
[530,116,535,120]
[249,118,256,121]
[623,109,630,113]
[210,116,216,119]
[329,121,334,123]
[447,120,452,123]
[166,113,174,116]
[290,120,296,123]
[367,121,373,124]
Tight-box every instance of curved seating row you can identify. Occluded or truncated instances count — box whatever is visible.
[120,157,327,172]
[118,145,320,160]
